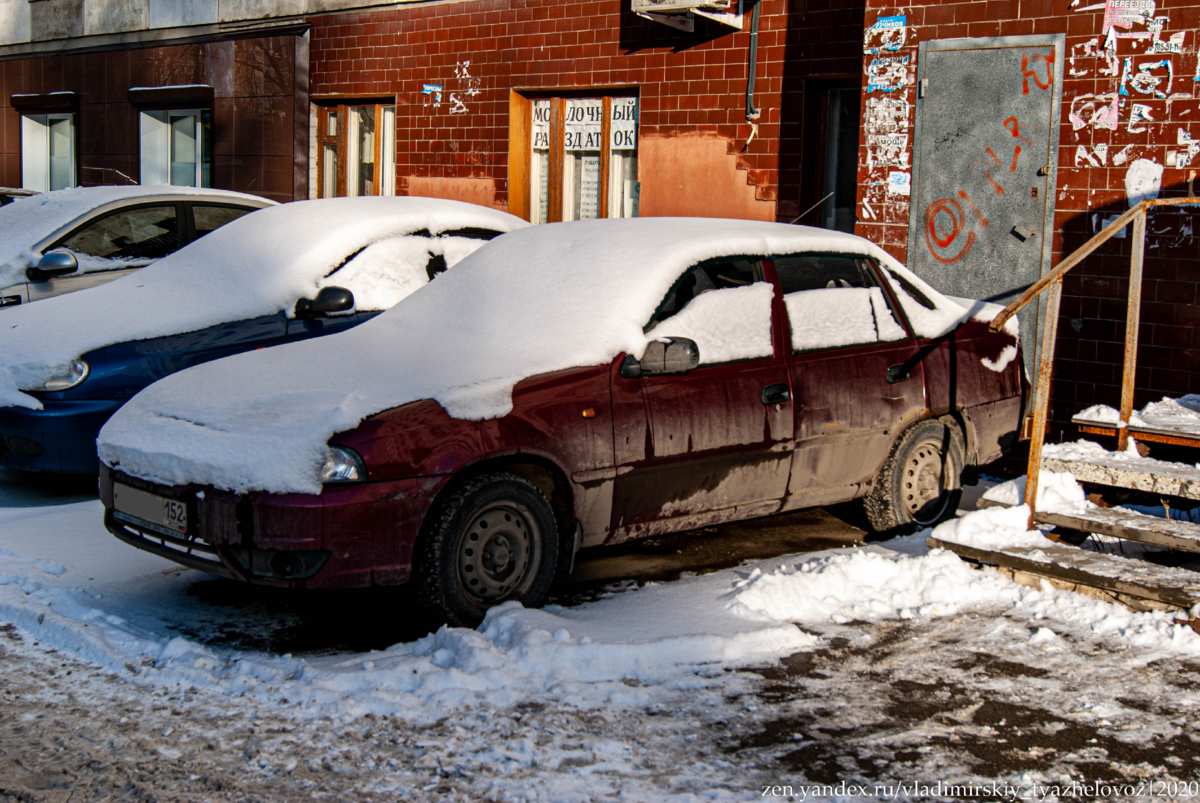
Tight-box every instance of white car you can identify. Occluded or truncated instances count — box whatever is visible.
[0,185,275,308]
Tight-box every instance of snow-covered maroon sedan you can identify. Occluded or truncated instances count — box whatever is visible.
[98,219,1026,626]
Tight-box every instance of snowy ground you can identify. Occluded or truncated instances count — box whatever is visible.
[2,473,1200,801]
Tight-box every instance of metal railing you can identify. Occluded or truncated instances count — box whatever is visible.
[988,196,1200,529]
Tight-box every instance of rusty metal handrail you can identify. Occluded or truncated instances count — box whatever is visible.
[985,196,1200,528]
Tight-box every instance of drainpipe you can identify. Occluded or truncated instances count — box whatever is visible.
[742,0,761,152]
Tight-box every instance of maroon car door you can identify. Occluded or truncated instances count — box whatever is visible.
[775,254,927,510]
[608,257,794,540]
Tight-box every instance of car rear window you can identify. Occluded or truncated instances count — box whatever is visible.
[772,254,876,293]
[193,205,254,238]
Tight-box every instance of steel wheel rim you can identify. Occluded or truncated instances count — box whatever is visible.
[457,501,542,605]
[902,437,952,525]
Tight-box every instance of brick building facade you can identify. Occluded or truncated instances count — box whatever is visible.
[2,0,1198,440]
[0,33,307,203]
[855,0,1200,436]
[306,0,866,224]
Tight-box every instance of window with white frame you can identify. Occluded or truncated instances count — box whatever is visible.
[21,113,76,192]
[315,103,397,198]
[139,110,211,187]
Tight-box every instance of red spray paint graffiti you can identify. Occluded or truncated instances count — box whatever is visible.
[923,197,977,264]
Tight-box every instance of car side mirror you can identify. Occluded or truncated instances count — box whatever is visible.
[27,251,79,281]
[295,286,354,318]
[621,337,700,378]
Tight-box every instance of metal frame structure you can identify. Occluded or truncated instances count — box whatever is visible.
[989,197,1200,529]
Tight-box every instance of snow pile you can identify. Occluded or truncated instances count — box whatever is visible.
[99,218,973,495]
[981,470,1092,515]
[0,185,271,288]
[784,286,906,350]
[727,548,1017,624]
[647,282,773,364]
[1141,394,1200,432]
[931,504,1057,551]
[1076,396,1200,436]
[0,532,816,722]
[1076,403,1148,428]
[0,197,526,411]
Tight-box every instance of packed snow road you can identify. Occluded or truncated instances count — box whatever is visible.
[2,472,1200,802]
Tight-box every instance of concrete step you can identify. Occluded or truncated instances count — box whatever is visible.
[928,535,1200,613]
[1035,506,1200,554]
[1044,453,1200,501]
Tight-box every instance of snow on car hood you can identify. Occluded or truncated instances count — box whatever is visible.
[0,185,273,289]
[99,218,971,496]
[0,197,527,410]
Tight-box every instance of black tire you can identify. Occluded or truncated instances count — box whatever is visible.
[414,472,559,627]
[862,419,964,535]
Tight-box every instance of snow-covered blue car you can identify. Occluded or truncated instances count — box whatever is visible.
[0,197,526,474]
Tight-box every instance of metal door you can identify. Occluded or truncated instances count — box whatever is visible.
[907,35,1063,377]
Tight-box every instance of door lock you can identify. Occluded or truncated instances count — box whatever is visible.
[886,365,911,384]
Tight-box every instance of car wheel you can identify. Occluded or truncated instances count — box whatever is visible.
[415,472,559,627]
[862,419,964,535]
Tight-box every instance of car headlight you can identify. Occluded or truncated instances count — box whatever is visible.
[318,445,366,484]
[22,359,89,392]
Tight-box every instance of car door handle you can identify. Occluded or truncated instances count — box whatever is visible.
[886,364,911,384]
[761,383,790,405]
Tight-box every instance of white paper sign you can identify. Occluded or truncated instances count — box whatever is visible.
[565,98,603,152]
[611,97,638,151]
[532,100,550,150]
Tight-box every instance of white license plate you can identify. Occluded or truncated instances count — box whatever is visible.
[113,483,188,535]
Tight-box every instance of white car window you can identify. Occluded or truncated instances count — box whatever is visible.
[784,286,906,351]
[774,253,906,351]
[645,259,773,366]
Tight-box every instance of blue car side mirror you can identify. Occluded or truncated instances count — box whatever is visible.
[295,286,354,318]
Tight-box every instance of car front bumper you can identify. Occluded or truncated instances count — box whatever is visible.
[0,400,123,473]
[100,466,450,589]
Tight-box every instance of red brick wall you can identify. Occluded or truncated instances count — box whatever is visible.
[858,0,1200,431]
[308,0,866,219]
[0,35,304,203]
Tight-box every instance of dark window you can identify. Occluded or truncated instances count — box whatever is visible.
[58,205,180,261]
[773,254,876,294]
[192,205,253,239]
[647,258,762,331]
[883,267,938,311]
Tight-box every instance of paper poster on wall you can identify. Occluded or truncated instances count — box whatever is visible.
[611,97,638,151]
[864,15,906,55]
[865,96,909,134]
[565,98,603,152]
[867,134,909,168]
[532,99,550,150]
[579,155,601,219]
[887,171,911,195]
[1103,0,1155,34]
[867,55,910,93]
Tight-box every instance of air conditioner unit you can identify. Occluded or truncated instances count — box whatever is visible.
[632,0,742,32]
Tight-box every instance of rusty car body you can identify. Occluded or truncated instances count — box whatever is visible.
[99,219,1026,626]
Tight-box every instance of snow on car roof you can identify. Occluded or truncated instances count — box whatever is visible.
[97,217,970,495]
[0,185,274,288]
[0,196,528,411]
